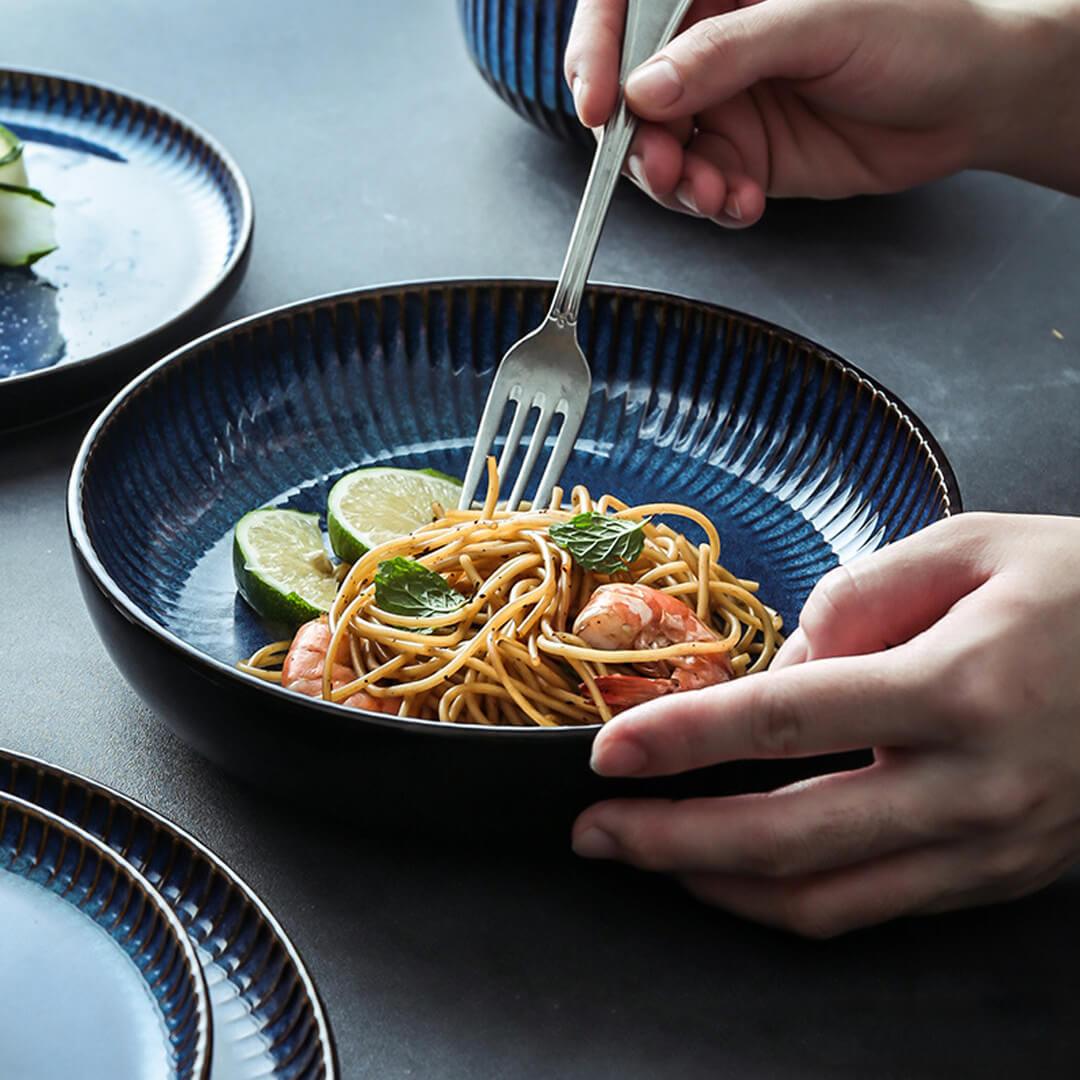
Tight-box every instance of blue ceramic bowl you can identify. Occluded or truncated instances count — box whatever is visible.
[459,0,591,146]
[0,791,211,1079]
[69,280,959,833]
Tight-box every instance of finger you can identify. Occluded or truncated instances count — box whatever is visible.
[671,151,765,226]
[770,626,808,671]
[678,829,1068,937]
[572,760,957,877]
[565,0,625,127]
[671,149,730,217]
[590,651,930,779]
[915,849,1075,917]
[677,842,976,938]
[709,171,765,227]
[623,123,686,198]
[794,517,994,663]
[625,1,859,122]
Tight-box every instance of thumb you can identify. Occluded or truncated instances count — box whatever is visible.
[772,516,994,669]
[625,0,858,121]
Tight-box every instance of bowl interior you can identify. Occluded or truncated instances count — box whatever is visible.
[78,281,955,710]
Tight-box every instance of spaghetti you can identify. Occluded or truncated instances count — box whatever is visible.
[239,459,783,726]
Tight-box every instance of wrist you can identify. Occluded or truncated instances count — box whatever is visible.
[972,0,1080,194]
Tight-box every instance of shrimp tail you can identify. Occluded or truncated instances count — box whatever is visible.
[589,674,679,712]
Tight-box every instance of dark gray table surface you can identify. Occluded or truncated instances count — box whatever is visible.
[4,2,1080,1077]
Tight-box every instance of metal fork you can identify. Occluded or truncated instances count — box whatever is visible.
[458,0,694,512]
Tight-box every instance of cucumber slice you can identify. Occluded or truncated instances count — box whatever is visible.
[0,182,57,267]
[0,124,28,187]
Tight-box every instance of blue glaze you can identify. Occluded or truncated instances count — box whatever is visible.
[0,792,209,1080]
[2,120,127,161]
[0,68,250,396]
[78,281,959,712]
[0,750,337,1080]
[0,269,65,376]
[459,0,586,145]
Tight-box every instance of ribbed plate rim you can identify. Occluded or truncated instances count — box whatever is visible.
[67,276,962,742]
[0,786,212,1080]
[0,745,337,1079]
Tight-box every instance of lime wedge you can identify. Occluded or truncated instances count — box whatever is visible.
[233,509,338,627]
[327,467,462,563]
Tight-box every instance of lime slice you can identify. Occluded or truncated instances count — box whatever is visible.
[233,509,338,628]
[0,124,28,187]
[327,467,462,563]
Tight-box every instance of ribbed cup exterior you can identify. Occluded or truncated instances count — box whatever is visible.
[458,0,592,146]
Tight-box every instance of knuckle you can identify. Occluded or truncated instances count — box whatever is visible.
[783,889,846,940]
[737,818,798,878]
[799,564,859,641]
[617,803,679,871]
[676,16,733,73]
[979,842,1037,888]
[947,770,1043,834]
[937,643,1009,741]
[748,681,804,758]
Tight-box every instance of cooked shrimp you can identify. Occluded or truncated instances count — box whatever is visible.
[573,583,732,711]
[282,618,400,714]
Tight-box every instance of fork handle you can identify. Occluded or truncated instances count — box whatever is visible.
[547,0,694,327]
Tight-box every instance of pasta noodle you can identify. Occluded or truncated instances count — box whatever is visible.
[239,459,783,726]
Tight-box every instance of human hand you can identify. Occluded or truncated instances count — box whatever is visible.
[571,513,1080,937]
[564,0,1080,226]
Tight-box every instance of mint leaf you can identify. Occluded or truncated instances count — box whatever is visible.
[375,557,467,620]
[548,512,648,574]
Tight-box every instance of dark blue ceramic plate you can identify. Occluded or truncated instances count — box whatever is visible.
[0,68,252,428]
[0,789,210,1080]
[459,0,590,147]
[0,749,336,1080]
[69,280,959,831]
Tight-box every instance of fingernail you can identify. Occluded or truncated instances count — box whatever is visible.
[571,75,585,119]
[627,153,646,187]
[724,194,743,221]
[675,181,699,216]
[573,826,618,860]
[592,737,648,777]
[626,58,683,108]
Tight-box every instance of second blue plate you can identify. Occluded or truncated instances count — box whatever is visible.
[0,68,252,428]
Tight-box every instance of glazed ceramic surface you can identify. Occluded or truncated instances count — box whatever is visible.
[0,750,336,1080]
[0,69,252,427]
[458,0,590,146]
[70,279,959,829]
[0,790,210,1080]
